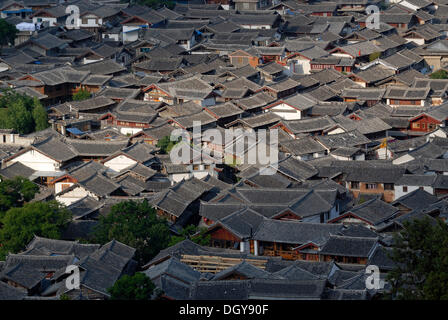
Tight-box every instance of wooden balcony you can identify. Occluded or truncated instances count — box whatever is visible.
[262,249,298,260]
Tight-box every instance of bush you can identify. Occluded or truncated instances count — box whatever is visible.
[430,69,448,79]
[0,90,49,134]
[369,52,381,61]
[72,89,91,101]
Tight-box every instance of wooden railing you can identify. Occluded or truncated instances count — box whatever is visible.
[262,249,298,260]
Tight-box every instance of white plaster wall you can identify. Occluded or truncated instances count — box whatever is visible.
[56,186,96,206]
[55,182,74,194]
[120,127,143,135]
[103,155,137,173]
[392,154,414,164]
[32,17,56,26]
[7,149,59,172]
[394,185,435,200]
[269,104,301,120]
[327,127,346,135]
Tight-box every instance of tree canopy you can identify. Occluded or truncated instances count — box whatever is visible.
[0,19,18,47]
[0,177,39,215]
[168,225,211,247]
[0,90,49,134]
[91,200,171,265]
[156,135,180,154]
[0,200,71,260]
[386,217,448,300]
[108,272,156,300]
[130,0,175,9]
[72,89,92,101]
[430,69,448,79]
[369,52,381,62]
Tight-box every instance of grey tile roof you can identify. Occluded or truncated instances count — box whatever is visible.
[339,225,379,238]
[248,279,327,300]
[272,263,323,281]
[117,141,156,164]
[77,59,126,75]
[1,254,75,289]
[66,139,129,157]
[211,261,273,280]
[30,136,78,162]
[189,280,249,300]
[0,281,27,300]
[274,155,319,181]
[395,174,437,187]
[0,161,36,180]
[322,288,368,300]
[144,257,201,284]
[316,130,371,150]
[212,208,265,239]
[332,115,392,135]
[134,123,174,141]
[288,190,335,218]
[368,246,396,271]
[205,102,244,119]
[66,96,116,112]
[281,137,328,156]
[97,87,141,100]
[199,202,245,221]
[24,236,100,259]
[280,116,337,134]
[234,92,277,111]
[32,66,89,86]
[342,198,399,226]
[319,235,378,258]
[254,220,343,245]
[67,196,104,220]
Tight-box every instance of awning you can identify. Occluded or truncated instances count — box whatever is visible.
[66,127,85,136]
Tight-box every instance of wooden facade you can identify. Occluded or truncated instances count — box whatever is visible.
[229,50,260,68]
[409,114,442,132]
[208,225,242,250]
[347,181,395,203]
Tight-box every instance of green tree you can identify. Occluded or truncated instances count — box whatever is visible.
[168,225,211,247]
[108,272,155,300]
[386,217,448,300]
[369,52,381,61]
[0,90,48,134]
[156,135,179,154]
[0,19,18,47]
[134,0,175,9]
[430,69,448,79]
[32,99,49,131]
[0,177,39,215]
[72,89,91,101]
[6,99,34,134]
[92,200,171,265]
[0,201,71,259]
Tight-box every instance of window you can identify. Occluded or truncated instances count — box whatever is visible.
[403,186,408,192]
[366,183,377,190]
[384,183,394,190]
[351,181,360,189]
